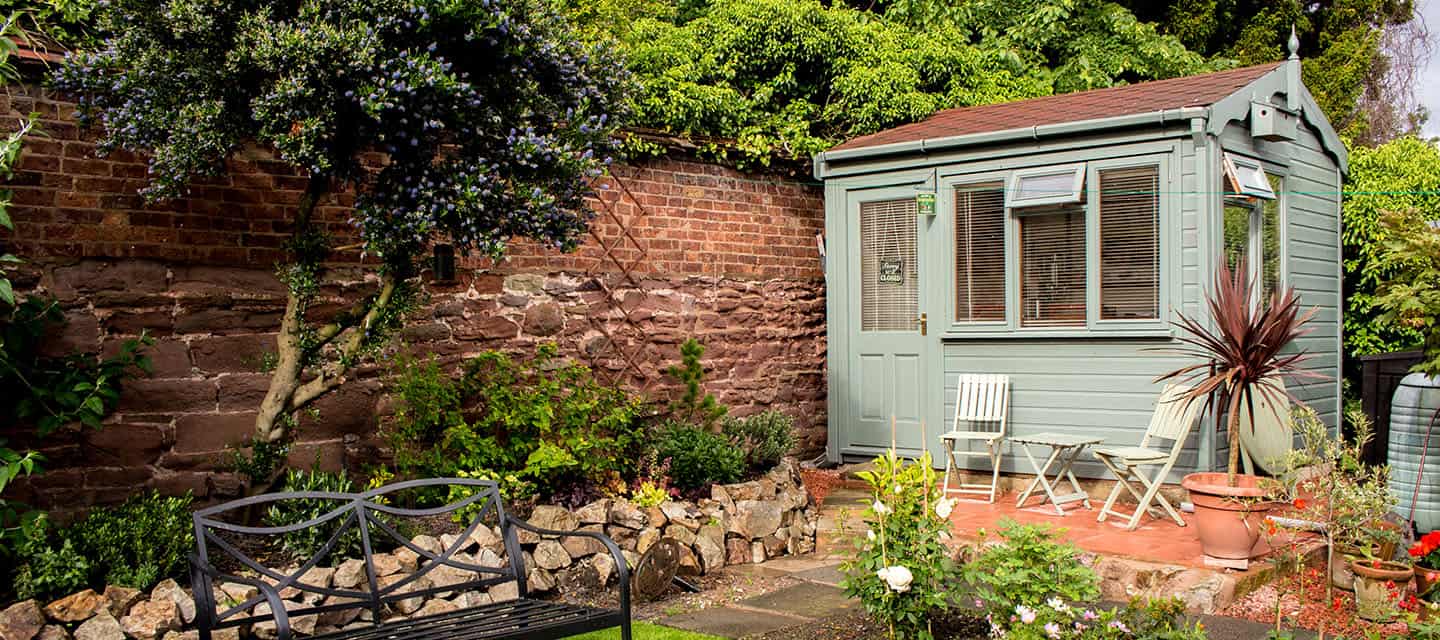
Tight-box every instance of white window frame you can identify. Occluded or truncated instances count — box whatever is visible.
[1223,152,1276,200]
[1006,162,1087,208]
[938,152,1172,338]
[1222,170,1286,304]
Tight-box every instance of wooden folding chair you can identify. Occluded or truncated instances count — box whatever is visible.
[941,374,1010,503]
[1093,383,1203,530]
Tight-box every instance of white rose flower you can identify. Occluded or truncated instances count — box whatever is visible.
[872,499,890,515]
[876,565,913,593]
[893,483,903,494]
[1046,597,1069,612]
[934,497,957,519]
[866,529,876,542]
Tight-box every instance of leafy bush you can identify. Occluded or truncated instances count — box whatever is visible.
[653,422,744,491]
[1340,137,1440,365]
[386,344,646,501]
[963,519,1100,618]
[263,469,367,562]
[66,491,194,591]
[723,411,795,471]
[11,518,89,601]
[12,491,195,599]
[840,451,959,640]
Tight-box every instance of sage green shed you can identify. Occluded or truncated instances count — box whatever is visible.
[813,51,1346,481]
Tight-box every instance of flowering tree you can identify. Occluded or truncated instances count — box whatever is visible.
[54,0,628,482]
[840,450,959,640]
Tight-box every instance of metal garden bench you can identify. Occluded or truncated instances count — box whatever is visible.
[189,478,632,640]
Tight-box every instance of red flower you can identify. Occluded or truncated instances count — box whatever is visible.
[1293,498,1307,510]
[1331,596,1343,611]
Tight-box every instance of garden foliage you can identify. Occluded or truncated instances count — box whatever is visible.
[964,519,1101,619]
[263,468,370,563]
[52,0,630,456]
[653,421,745,492]
[1372,206,1440,378]
[722,410,796,472]
[1341,137,1440,365]
[841,451,959,640]
[12,491,194,600]
[988,596,1207,639]
[387,344,646,503]
[665,338,726,431]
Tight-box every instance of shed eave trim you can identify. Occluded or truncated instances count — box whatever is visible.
[814,106,1209,179]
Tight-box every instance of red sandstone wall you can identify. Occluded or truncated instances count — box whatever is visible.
[0,84,827,517]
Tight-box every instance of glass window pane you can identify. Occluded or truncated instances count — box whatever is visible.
[1099,167,1160,320]
[1223,199,1252,276]
[1020,205,1086,327]
[955,185,1006,322]
[1261,174,1282,299]
[860,198,919,331]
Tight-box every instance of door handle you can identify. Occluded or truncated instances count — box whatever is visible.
[918,313,927,336]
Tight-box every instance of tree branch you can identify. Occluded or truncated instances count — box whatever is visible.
[289,270,400,410]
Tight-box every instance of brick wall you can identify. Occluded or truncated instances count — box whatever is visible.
[0,83,828,517]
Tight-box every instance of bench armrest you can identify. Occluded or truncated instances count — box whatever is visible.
[189,554,292,640]
[506,518,631,613]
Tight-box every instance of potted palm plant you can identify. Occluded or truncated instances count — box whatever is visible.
[1157,262,1318,566]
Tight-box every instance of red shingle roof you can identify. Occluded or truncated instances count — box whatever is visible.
[832,63,1283,152]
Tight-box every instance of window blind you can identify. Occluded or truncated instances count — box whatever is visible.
[954,185,1006,322]
[1020,205,1086,327]
[860,198,919,332]
[1099,167,1160,320]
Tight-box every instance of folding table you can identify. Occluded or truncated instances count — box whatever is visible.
[1012,432,1103,515]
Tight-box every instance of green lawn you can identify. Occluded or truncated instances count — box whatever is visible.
[570,622,723,640]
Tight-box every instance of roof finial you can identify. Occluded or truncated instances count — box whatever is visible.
[1287,25,1300,60]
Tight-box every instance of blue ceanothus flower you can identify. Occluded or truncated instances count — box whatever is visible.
[54,0,630,268]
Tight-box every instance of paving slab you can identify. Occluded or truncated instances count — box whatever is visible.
[740,581,856,620]
[660,607,802,639]
[1196,614,1316,640]
[788,563,845,586]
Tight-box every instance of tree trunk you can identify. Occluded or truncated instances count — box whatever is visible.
[252,176,328,446]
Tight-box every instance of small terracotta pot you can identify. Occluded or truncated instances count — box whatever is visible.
[1418,566,1440,601]
[1349,559,1414,622]
[1181,472,1273,560]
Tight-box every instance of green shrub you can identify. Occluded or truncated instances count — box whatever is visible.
[993,596,1206,639]
[11,517,89,601]
[263,468,366,562]
[653,422,744,491]
[14,490,197,599]
[723,411,795,470]
[964,519,1100,618]
[65,491,194,591]
[386,344,646,501]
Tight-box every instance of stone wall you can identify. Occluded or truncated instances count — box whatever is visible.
[0,82,828,516]
[0,462,816,640]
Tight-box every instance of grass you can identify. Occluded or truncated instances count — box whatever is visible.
[570,622,723,640]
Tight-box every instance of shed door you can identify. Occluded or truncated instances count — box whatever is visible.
[846,190,929,454]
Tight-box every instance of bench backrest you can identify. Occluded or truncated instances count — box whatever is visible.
[192,478,525,633]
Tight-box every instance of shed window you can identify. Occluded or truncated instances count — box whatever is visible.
[954,184,1006,322]
[1223,173,1283,300]
[1020,205,1086,327]
[1007,163,1086,208]
[1223,153,1275,200]
[1099,167,1161,320]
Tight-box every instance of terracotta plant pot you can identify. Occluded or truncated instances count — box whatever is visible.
[1181,472,1273,562]
[1418,566,1440,602]
[1350,559,1414,622]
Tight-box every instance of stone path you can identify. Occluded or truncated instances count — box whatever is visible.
[656,555,854,638]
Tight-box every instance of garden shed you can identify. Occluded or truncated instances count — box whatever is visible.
[814,49,1346,480]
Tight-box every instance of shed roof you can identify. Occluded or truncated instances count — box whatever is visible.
[832,63,1284,152]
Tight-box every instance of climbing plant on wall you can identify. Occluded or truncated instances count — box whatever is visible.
[55,0,630,490]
